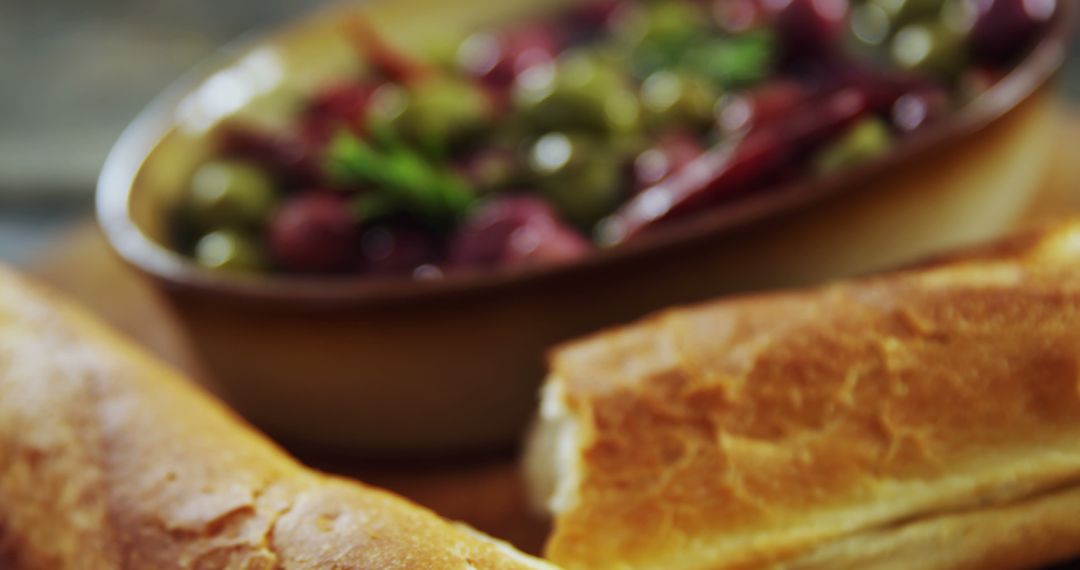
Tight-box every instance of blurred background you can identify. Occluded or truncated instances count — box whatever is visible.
[0,0,331,262]
[2,0,1080,263]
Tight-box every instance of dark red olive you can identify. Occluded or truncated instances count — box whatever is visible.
[633,131,706,191]
[358,226,435,277]
[218,126,324,188]
[447,196,585,270]
[458,24,560,90]
[969,0,1056,64]
[567,0,627,31]
[764,0,850,59]
[502,221,590,267]
[268,193,358,273]
[447,196,556,268]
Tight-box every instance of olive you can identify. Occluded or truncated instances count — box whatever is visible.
[565,0,627,36]
[766,0,850,59]
[185,160,276,231]
[457,24,559,89]
[358,226,435,277]
[447,196,588,270]
[527,132,624,228]
[640,71,719,130]
[386,78,493,154]
[969,0,1056,63]
[848,3,895,51]
[812,117,893,175]
[193,230,264,272]
[713,0,767,33]
[616,1,712,74]
[514,50,641,136]
[502,219,590,267]
[615,0,708,52]
[454,146,521,193]
[267,193,358,273]
[448,196,562,268]
[890,22,967,80]
[870,0,946,25]
[218,125,324,188]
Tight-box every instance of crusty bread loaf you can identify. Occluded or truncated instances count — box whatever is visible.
[0,266,555,570]
[526,220,1080,570]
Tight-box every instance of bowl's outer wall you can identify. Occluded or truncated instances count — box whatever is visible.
[156,85,1057,451]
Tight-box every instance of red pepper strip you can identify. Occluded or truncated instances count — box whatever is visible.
[605,88,870,244]
[342,15,434,85]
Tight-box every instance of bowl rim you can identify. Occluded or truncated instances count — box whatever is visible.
[97,1,1075,309]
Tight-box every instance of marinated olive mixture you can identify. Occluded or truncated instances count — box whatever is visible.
[171,0,1056,276]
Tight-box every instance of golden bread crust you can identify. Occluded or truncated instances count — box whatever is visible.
[0,267,553,570]
[539,221,1080,569]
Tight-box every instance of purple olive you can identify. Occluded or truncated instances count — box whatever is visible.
[567,0,627,32]
[969,0,1056,63]
[218,126,324,188]
[268,193,358,273]
[359,226,435,277]
[447,196,586,270]
[764,0,850,59]
[503,221,590,267]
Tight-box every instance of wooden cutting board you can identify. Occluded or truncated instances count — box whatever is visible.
[27,105,1080,560]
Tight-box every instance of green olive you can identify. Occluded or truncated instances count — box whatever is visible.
[849,3,895,51]
[890,22,967,80]
[528,132,623,227]
[388,78,492,154]
[193,229,264,272]
[514,50,641,136]
[615,1,707,59]
[812,117,894,176]
[640,70,719,130]
[185,160,276,230]
[870,0,945,26]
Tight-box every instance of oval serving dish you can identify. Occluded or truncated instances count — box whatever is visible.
[98,0,1073,452]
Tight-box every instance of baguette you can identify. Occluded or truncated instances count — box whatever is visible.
[526,220,1080,570]
[0,266,555,570]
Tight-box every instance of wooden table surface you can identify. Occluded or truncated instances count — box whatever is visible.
[26,106,1080,559]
